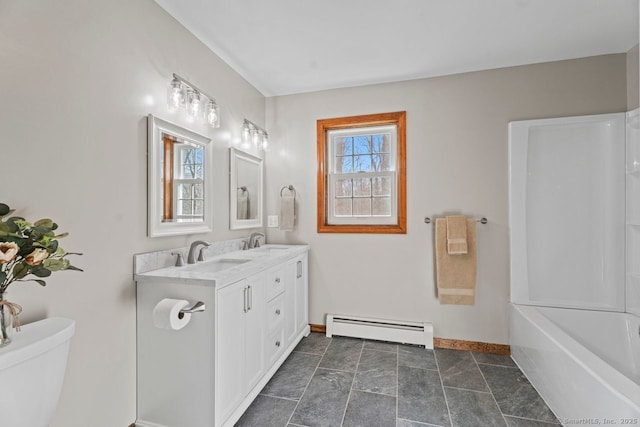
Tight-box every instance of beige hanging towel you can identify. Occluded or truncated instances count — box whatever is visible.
[446,215,468,255]
[237,194,249,220]
[435,217,477,305]
[279,195,295,231]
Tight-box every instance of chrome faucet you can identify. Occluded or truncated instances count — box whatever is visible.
[187,240,210,264]
[171,251,185,267]
[248,232,265,249]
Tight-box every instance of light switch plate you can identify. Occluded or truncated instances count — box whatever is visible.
[268,215,279,228]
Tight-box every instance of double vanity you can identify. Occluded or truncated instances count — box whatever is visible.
[134,242,310,427]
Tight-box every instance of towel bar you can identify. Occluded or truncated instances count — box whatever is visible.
[280,185,296,197]
[424,217,487,224]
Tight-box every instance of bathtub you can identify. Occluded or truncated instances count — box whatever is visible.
[510,304,640,424]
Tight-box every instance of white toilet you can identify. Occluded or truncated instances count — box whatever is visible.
[0,317,75,427]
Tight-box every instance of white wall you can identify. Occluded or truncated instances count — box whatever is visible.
[265,54,627,345]
[0,0,265,426]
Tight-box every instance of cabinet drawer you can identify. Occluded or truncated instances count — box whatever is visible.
[266,266,285,300]
[266,293,285,331]
[265,327,286,366]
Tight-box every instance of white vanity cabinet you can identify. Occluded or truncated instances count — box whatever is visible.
[215,273,265,426]
[134,244,310,427]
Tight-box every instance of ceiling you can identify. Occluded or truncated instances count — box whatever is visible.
[154,0,639,97]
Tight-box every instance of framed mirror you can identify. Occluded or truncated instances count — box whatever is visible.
[147,114,213,237]
[229,147,263,229]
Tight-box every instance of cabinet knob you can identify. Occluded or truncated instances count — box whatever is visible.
[275,277,281,283]
[275,309,281,315]
[275,340,281,347]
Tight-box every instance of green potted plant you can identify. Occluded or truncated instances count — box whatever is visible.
[0,203,82,347]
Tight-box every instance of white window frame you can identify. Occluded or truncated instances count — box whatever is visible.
[326,125,398,225]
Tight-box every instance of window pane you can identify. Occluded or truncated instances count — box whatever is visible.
[372,177,392,196]
[334,199,352,216]
[372,134,391,153]
[353,135,371,154]
[181,148,193,163]
[194,165,204,180]
[335,179,352,197]
[194,183,204,198]
[194,148,204,164]
[335,155,353,173]
[180,183,193,198]
[353,198,371,216]
[353,178,371,197]
[373,197,391,216]
[353,155,372,172]
[183,165,196,179]
[335,136,353,156]
[194,200,204,215]
[181,200,193,215]
[372,154,392,172]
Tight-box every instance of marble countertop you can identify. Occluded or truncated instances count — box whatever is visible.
[134,244,310,289]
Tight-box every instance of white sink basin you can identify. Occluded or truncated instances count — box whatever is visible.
[185,258,250,273]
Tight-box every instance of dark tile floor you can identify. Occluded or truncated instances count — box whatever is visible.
[235,333,561,427]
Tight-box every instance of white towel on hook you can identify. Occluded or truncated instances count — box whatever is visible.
[279,195,295,231]
[237,194,249,220]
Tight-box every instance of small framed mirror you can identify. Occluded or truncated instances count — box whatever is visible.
[230,147,263,229]
[147,114,213,237]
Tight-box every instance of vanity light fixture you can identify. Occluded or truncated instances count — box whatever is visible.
[205,100,220,128]
[241,121,251,143]
[186,88,200,118]
[241,119,269,151]
[168,77,183,111]
[167,73,221,128]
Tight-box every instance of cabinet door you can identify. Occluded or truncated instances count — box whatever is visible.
[295,254,309,333]
[215,280,246,426]
[244,273,265,391]
[284,260,298,345]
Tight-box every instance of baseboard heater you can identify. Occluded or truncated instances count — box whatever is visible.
[326,314,433,349]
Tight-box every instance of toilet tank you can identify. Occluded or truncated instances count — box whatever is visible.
[0,317,75,427]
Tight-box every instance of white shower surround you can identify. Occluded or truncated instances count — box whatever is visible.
[509,112,640,423]
[509,113,626,311]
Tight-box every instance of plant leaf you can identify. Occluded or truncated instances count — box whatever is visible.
[32,267,52,277]
[43,259,67,271]
[5,217,24,233]
[0,203,11,217]
[12,262,28,279]
[34,219,54,228]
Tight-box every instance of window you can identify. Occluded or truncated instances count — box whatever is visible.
[317,111,406,233]
[173,144,204,219]
[161,133,205,222]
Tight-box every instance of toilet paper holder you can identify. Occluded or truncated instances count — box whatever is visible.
[178,301,205,319]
